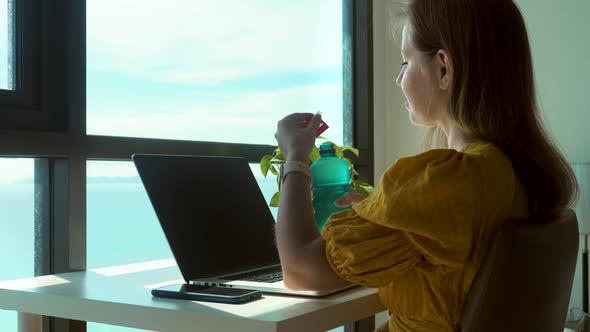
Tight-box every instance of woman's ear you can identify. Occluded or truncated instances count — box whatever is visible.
[435,49,453,91]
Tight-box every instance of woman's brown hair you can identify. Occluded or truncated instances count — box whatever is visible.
[398,0,578,217]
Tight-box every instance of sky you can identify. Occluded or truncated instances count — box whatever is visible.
[0,0,344,182]
[86,0,344,146]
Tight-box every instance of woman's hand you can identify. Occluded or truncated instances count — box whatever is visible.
[275,112,322,163]
[335,191,366,207]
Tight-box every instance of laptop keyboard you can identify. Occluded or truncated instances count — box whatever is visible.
[224,266,283,283]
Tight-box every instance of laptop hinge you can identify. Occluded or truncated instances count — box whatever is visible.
[190,263,281,283]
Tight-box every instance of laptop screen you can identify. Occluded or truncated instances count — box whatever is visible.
[133,154,280,281]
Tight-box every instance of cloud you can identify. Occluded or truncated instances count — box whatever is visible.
[87,81,344,145]
[87,0,342,84]
[0,159,34,184]
[87,161,139,178]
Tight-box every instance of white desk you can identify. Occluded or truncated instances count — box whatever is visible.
[0,260,386,332]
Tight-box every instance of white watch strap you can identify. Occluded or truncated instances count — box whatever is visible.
[280,161,312,189]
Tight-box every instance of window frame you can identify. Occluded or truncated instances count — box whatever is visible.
[0,0,44,128]
[0,0,374,331]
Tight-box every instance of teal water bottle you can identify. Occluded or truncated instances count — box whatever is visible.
[311,143,352,231]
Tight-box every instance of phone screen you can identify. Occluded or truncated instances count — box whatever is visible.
[161,284,256,296]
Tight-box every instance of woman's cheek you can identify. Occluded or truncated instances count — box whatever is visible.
[400,76,409,98]
[401,77,414,105]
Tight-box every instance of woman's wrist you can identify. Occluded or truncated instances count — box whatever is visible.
[284,149,309,163]
[279,161,312,190]
[286,154,308,163]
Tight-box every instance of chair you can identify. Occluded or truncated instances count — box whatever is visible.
[459,209,579,332]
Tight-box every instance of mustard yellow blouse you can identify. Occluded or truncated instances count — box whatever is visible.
[322,141,516,332]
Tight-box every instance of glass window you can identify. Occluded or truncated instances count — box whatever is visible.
[0,0,15,90]
[87,161,171,269]
[0,158,34,331]
[86,0,344,146]
[87,160,277,269]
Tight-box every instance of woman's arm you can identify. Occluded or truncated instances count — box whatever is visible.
[273,112,350,291]
[276,171,350,290]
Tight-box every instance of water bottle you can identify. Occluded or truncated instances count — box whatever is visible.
[311,143,352,231]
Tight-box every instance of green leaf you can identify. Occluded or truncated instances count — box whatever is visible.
[354,179,374,188]
[350,180,375,197]
[350,182,369,197]
[273,149,285,161]
[334,145,343,158]
[260,155,273,177]
[316,135,327,140]
[269,191,280,207]
[270,157,285,165]
[269,165,279,176]
[309,146,320,164]
[351,166,359,176]
[342,146,360,157]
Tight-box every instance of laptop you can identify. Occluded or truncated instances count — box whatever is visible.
[132,153,355,297]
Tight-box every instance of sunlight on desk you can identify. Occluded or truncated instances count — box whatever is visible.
[90,258,176,276]
[0,275,70,290]
[144,279,185,289]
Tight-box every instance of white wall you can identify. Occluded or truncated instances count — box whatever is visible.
[373,0,590,317]
[515,0,590,163]
[373,0,425,183]
[515,0,590,313]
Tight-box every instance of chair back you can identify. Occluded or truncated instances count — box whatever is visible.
[459,209,579,332]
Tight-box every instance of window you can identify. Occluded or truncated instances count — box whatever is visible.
[0,0,372,331]
[0,0,14,90]
[86,0,344,146]
[86,161,280,332]
[87,161,279,270]
[0,158,34,331]
[87,161,171,269]
[0,0,44,130]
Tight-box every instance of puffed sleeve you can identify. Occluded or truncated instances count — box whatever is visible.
[323,209,424,288]
[323,148,489,287]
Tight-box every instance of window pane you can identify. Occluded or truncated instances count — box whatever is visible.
[0,0,15,90]
[87,160,277,332]
[87,161,171,269]
[87,0,344,145]
[87,160,277,269]
[0,158,34,331]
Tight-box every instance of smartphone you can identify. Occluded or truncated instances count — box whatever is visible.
[151,283,262,304]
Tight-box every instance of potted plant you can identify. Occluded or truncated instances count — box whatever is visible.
[259,138,375,207]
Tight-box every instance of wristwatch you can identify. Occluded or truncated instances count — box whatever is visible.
[279,161,312,190]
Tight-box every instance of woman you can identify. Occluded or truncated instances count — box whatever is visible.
[274,0,578,331]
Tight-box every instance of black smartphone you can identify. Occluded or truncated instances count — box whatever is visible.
[151,283,262,304]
